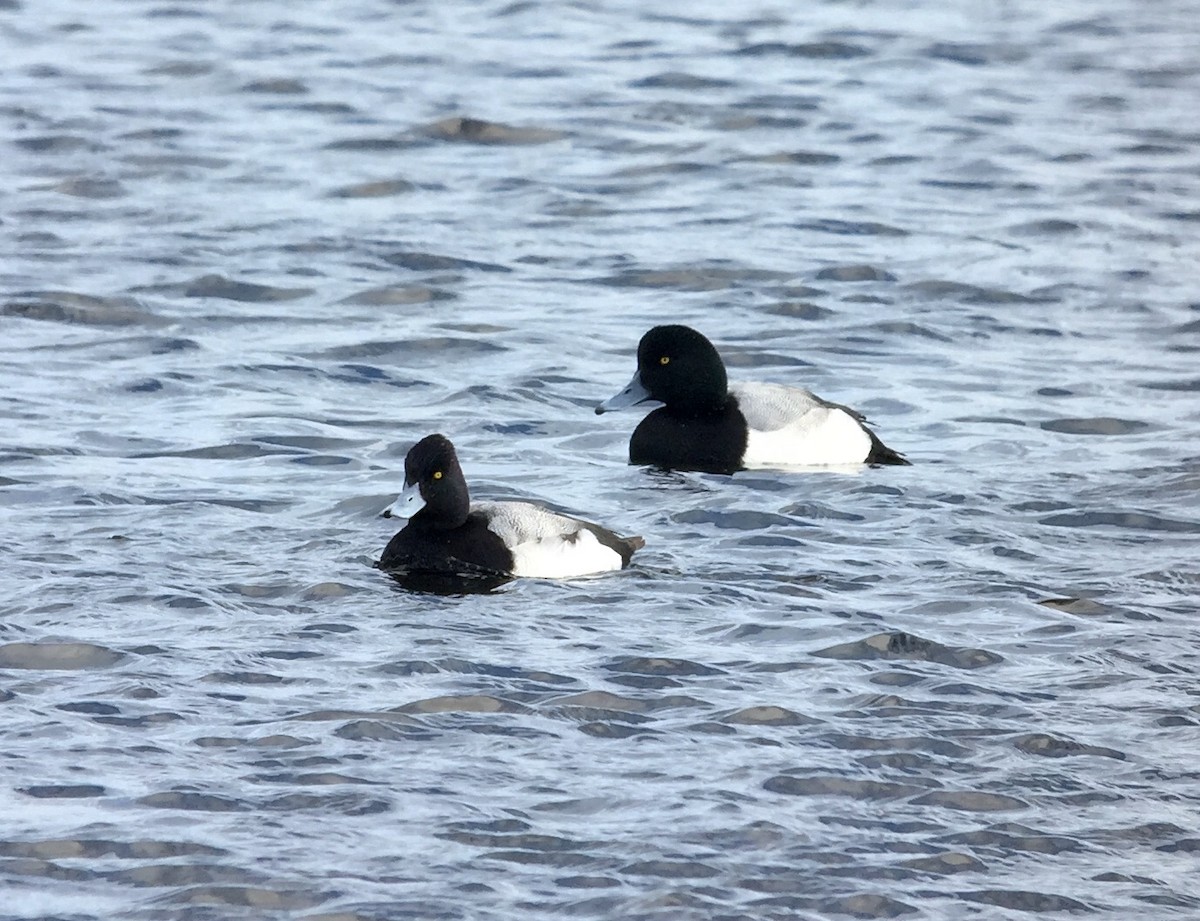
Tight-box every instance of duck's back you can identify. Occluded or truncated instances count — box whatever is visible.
[476,501,641,578]
[732,381,873,467]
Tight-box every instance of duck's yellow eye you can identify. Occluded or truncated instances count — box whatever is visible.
[659,355,670,365]
[432,470,443,480]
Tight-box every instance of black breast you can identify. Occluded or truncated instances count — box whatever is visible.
[629,405,748,474]
[379,512,515,578]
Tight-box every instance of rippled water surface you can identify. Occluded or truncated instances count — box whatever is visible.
[3,0,1200,918]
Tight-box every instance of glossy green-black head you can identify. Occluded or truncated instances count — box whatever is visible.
[628,324,731,414]
[383,433,470,528]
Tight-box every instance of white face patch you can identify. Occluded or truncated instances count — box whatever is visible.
[382,482,425,519]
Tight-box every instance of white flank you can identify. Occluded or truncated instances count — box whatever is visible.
[733,381,872,467]
[475,501,625,579]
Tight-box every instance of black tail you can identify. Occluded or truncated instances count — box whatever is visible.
[865,429,911,466]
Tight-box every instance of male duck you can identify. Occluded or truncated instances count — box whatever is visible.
[595,325,909,474]
[378,434,644,584]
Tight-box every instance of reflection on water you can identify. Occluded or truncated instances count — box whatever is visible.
[3,0,1200,918]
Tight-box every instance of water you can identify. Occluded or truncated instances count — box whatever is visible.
[3,0,1200,917]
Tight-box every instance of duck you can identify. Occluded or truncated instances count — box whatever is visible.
[378,434,644,584]
[595,324,909,474]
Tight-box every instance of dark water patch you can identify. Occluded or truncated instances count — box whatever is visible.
[0,838,225,859]
[578,720,656,739]
[240,362,428,389]
[863,321,950,341]
[49,177,127,199]
[312,337,506,362]
[328,178,415,198]
[396,694,530,715]
[760,300,836,320]
[254,434,369,452]
[123,152,232,172]
[421,116,566,145]
[632,71,735,89]
[798,218,909,237]
[763,774,925,799]
[1011,733,1125,760]
[1141,377,1200,392]
[334,720,434,742]
[1037,596,1127,618]
[822,733,974,759]
[137,791,249,812]
[439,825,587,852]
[181,274,313,302]
[433,658,576,687]
[549,690,706,715]
[672,508,799,530]
[374,659,440,677]
[911,790,1028,812]
[613,160,715,179]
[720,706,817,726]
[812,633,1003,670]
[897,851,985,875]
[815,264,897,282]
[340,285,456,305]
[19,784,106,798]
[93,711,185,728]
[0,642,125,670]
[555,874,621,889]
[590,263,794,291]
[286,455,352,470]
[263,792,391,816]
[106,862,262,888]
[201,671,292,687]
[736,41,871,59]
[959,889,1089,912]
[56,701,121,715]
[903,280,1044,304]
[383,250,511,273]
[14,134,93,153]
[604,656,723,677]
[3,291,162,326]
[130,441,298,460]
[162,884,328,909]
[1007,218,1083,236]
[717,112,812,130]
[709,348,810,369]
[620,858,720,879]
[0,857,97,882]
[1041,417,1151,435]
[1040,511,1200,534]
[242,77,307,94]
[744,150,840,166]
[324,135,417,152]
[925,42,1027,66]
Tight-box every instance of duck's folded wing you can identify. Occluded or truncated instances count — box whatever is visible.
[731,381,873,466]
[476,501,630,578]
[730,381,828,432]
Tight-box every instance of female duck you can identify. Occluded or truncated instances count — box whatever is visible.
[596,324,909,474]
[379,434,644,583]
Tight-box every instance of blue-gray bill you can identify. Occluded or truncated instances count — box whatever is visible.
[595,370,657,414]
[380,481,425,519]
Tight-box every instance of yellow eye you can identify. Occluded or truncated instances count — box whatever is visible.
[432,471,443,480]
[659,355,670,365]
